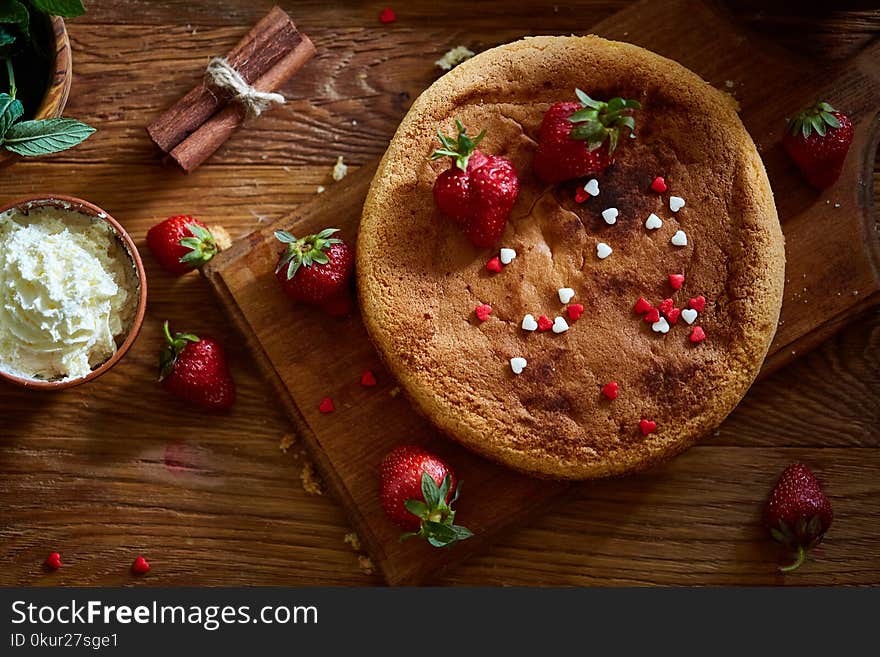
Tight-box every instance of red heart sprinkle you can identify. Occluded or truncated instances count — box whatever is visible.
[690,326,706,343]
[319,397,335,413]
[486,256,503,273]
[666,307,681,324]
[131,556,150,575]
[361,370,377,387]
[574,187,590,204]
[689,295,706,312]
[658,298,674,316]
[602,381,619,400]
[634,297,653,314]
[475,304,492,321]
[379,7,397,23]
[669,273,685,290]
[639,419,657,435]
[537,315,553,332]
[567,303,584,321]
[650,176,668,193]
[44,552,62,570]
[644,308,660,323]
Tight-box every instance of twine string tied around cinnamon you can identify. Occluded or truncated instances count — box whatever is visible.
[204,57,286,119]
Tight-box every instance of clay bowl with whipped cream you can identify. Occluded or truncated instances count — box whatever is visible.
[0,196,146,390]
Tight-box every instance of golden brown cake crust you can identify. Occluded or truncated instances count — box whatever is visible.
[357,36,785,480]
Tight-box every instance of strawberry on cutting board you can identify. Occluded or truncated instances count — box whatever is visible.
[763,462,833,573]
[431,121,519,248]
[782,101,853,190]
[533,89,640,184]
[274,227,355,316]
[146,215,227,275]
[159,321,236,411]
[381,445,473,547]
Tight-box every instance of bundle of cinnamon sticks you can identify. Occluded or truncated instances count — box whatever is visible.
[147,6,315,173]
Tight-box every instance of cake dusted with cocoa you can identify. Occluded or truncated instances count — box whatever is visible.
[357,36,785,480]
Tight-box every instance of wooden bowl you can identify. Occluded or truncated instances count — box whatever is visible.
[0,16,72,166]
[0,196,147,390]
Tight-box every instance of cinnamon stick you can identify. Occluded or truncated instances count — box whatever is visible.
[168,32,316,173]
[146,6,302,153]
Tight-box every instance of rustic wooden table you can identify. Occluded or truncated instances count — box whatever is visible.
[1,1,877,586]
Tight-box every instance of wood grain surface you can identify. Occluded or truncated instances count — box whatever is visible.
[0,0,878,586]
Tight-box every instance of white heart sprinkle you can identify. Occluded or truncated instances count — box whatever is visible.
[584,178,600,196]
[669,196,685,212]
[671,230,688,247]
[597,242,612,259]
[558,287,575,304]
[521,314,538,331]
[510,357,527,375]
[681,308,698,325]
[601,207,618,225]
[652,317,670,334]
[645,213,663,230]
[552,316,569,334]
[499,248,517,265]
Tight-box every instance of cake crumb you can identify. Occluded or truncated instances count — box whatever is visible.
[316,185,325,194]
[834,202,841,208]
[389,386,401,398]
[300,461,324,495]
[435,46,475,71]
[344,532,362,551]
[357,555,375,576]
[331,156,348,181]
[724,79,735,88]
[279,433,297,453]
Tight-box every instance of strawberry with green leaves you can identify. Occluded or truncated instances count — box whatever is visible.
[159,321,236,411]
[381,445,473,547]
[431,121,519,248]
[147,215,219,275]
[534,89,640,184]
[763,462,833,573]
[782,101,853,190]
[274,228,354,316]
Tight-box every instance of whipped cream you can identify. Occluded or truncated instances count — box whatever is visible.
[0,205,138,382]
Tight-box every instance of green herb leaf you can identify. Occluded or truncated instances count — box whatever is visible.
[28,0,85,17]
[0,92,22,138]
[0,0,29,38]
[0,25,15,47]
[3,118,94,156]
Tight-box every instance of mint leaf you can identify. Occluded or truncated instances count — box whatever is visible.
[0,92,23,137]
[0,0,29,38]
[0,25,15,47]
[27,0,85,17]
[2,118,94,156]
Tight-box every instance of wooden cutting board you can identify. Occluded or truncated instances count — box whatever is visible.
[202,0,880,585]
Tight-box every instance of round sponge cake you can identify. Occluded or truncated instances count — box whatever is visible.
[357,36,785,480]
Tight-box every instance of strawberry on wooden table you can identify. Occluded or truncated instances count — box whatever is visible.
[159,321,236,411]
[146,215,223,275]
[782,101,853,190]
[274,227,354,315]
[380,445,473,547]
[763,462,833,573]
[533,89,640,184]
[431,120,519,248]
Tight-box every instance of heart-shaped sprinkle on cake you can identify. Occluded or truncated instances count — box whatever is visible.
[689,295,706,312]
[652,317,670,333]
[510,357,527,374]
[669,196,686,212]
[601,207,618,225]
[671,230,688,247]
[596,242,613,259]
[584,178,600,196]
[558,287,575,304]
[537,315,553,332]
[681,308,698,324]
[645,213,663,230]
[475,304,492,321]
[552,316,569,333]
[521,314,538,331]
[499,247,517,265]
[567,303,584,321]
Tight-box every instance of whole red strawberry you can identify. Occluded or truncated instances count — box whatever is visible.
[159,321,236,410]
[274,228,354,314]
[763,462,833,573]
[380,445,473,547]
[431,121,519,248]
[533,89,640,184]
[147,215,219,275]
[782,101,853,190]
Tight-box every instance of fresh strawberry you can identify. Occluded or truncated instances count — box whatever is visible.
[380,445,473,547]
[533,89,640,184]
[274,228,354,308]
[146,215,219,275]
[782,101,853,190]
[159,321,236,411]
[764,462,833,573]
[431,121,519,248]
